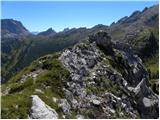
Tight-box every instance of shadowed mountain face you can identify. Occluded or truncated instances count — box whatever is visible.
[109,5,159,55]
[1,4,159,83]
[1,19,31,38]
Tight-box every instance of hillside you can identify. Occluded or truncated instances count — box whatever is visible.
[2,31,158,119]
[1,24,108,83]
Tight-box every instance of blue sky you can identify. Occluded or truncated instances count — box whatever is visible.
[1,1,158,32]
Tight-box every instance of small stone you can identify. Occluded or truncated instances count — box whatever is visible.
[34,89,44,94]
[52,97,58,103]
[92,99,101,105]
[76,114,85,119]
[71,98,78,109]
[15,105,18,109]
[143,97,152,107]
[110,109,116,114]
[58,99,71,114]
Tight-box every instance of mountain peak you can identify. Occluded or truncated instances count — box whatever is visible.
[63,28,70,32]
[1,19,30,38]
[38,27,56,36]
[47,27,54,31]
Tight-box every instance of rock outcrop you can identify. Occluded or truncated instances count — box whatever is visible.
[29,95,58,119]
[59,31,158,118]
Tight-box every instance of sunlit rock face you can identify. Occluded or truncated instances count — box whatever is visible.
[29,95,58,119]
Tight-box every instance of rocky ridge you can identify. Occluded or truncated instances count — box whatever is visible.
[58,31,158,118]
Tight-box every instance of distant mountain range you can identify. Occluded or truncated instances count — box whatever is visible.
[1,4,159,83]
[31,31,39,35]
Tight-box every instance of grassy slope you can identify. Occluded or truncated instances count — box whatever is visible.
[1,53,70,119]
[143,54,159,94]
[1,28,89,82]
[144,54,159,77]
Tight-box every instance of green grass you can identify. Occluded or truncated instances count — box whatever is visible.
[35,58,70,98]
[1,88,33,119]
[149,79,159,94]
[86,76,123,97]
[144,54,159,79]
[143,54,159,94]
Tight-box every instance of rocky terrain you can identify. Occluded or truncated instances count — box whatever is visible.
[2,31,158,119]
[59,31,158,118]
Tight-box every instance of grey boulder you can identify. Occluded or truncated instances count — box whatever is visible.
[29,95,58,119]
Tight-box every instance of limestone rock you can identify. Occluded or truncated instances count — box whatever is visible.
[58,99,71,114]
[76,114,85,119]
[59,31,158,119]
[92,99,101,105]
[89,31,112,49]
[29,95,58,119]
[143,97,153,107]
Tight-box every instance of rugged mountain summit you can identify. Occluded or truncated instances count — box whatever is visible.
[37,28,56,36]
[1,19,30,38]
[62,28,70,33]
[2,31,158,119]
